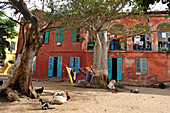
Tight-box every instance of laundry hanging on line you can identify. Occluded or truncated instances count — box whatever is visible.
[78,68,86,76]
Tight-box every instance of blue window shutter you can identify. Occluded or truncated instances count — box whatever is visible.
[55,29,59,42]
[72,29,76,42]
[48,57,54,77]
[70,57,74,68]
[142,58,147,73]
[136,58,141,72]
[58,28,63,42]
[57,57,62,77]
[60,28,63,42]
[117,58,122,80]
[44,32,49,44]
[75,57,80,73]
[158,32,162,38]
[107,58,112,79]
[33,57,36,71]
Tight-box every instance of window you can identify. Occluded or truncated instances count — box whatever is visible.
[0,61,4,67]
[70,57,80,73]
[133,35,151,51]
[157,22,170,52]
[136,58,147,75]
[158,32,170,52]
[44,32,49,44]
[87,42,95,50]
[10,41,16,51]
[72,28,83,42]
[87,31,95,50]
[55,28,63,43]
[109,35,126,51]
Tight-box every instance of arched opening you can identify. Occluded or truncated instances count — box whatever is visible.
[132,23,151,51]
[157,22,170,52]
[109,23,127,51]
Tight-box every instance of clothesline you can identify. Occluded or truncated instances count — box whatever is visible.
[40,50,93,69]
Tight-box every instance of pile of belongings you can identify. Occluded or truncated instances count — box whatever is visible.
[66,66,95,85]
[49,91,71,104]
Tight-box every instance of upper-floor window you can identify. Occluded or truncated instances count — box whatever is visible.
[157,22,170,52]
[72,28,83,42]
[109,23,127,51]
[132,23,151,51]
[87,31,95,50]
[109,35,126,51]
[133,34,151,51]
[55,28,63,43]
[44,31,49,44]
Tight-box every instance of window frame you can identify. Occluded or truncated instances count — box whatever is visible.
[135,58,147,75]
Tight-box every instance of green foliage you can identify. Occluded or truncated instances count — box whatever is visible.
[0,10,18,61]
[135,0,170,12]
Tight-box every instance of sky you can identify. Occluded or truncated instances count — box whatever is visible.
[3,0,169,32]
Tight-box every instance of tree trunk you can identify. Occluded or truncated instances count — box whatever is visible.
[90,31,110,88]
[0,22,44,100]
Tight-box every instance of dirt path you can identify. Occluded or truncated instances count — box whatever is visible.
[0,81,170,113]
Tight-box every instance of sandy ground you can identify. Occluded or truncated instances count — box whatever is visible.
[0,81,170,113]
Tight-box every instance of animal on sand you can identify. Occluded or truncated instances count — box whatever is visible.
[39,99,55,110]
[35,87,44,95]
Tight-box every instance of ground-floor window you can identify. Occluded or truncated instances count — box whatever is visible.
[48,57,62,77]
[0,61,4,67]
[70,57,80,73]
[135,58,147,75]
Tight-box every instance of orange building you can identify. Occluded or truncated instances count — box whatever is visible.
[16,12,170,84]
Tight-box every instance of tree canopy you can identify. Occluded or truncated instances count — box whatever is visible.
[0,10,17,62]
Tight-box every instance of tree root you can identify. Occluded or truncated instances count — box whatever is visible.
[77,75,110,89]
[4,87,20,101]
[90,75,110,88]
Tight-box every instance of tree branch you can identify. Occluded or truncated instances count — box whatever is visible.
[1,12,22,25]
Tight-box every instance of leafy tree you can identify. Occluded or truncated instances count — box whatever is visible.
[0,10,17,62]
[55,0,169,87]
[0,0,168,101]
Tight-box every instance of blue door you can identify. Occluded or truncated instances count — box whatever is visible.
[107,58,112,79]
[48,57,54,77]
[117,58,122,80]
[57,57,62,77]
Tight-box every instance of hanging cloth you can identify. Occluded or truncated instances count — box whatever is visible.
[162,32,167,38]
[78,68,86,76]
[158,32,162,38]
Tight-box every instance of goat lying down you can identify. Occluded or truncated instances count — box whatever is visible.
[49,91,71,104]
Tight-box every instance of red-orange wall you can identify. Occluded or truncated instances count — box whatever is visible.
[16,13,170,84]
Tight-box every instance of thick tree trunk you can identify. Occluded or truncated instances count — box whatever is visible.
[0,22,44,100]
[90,31,110,88]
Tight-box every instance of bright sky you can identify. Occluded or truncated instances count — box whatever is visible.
[3,0,169,32]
